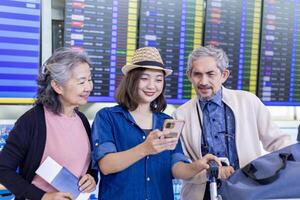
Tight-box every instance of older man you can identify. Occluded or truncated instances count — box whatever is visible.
[173,45,292,200]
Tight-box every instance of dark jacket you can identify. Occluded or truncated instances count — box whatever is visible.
[0,104,98,200]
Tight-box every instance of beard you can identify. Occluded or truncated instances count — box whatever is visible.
[197,85,216,101]
[198,95,213,101]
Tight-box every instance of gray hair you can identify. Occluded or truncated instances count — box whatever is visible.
[187,45,229,73]
[35,47,91,114]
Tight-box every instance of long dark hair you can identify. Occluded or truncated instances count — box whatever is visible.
[115,68,167,112]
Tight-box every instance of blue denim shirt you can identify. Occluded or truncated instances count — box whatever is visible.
[92,105,188,200]
[199,90,239,169]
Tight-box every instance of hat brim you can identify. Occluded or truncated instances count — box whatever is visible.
[122,64,173,76]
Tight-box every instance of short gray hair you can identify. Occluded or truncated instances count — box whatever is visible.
[35,47,91,114]
[187,45,229,73]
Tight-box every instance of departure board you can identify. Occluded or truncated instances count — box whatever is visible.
[0,0,40,103]
[204,0,261,93]
[258,0,300,105]
[64,0,138,102]
[138,0,204,104]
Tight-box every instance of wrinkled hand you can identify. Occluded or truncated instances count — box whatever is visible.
[41,192,73,200]
[141,129,178,155]
[218,166,234,180]
[193,154,221,171]
[79,174,96,193]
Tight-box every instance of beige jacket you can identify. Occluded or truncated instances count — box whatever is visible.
[173,87,292,200]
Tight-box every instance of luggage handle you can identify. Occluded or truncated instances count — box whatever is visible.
[241,153,295,185]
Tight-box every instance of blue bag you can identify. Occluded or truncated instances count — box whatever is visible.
[219,143,300,200]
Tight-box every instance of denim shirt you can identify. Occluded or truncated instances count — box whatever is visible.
[91,105,188,200]
[199,90,239,169]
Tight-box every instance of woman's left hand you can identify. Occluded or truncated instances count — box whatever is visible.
[78,174,96,193]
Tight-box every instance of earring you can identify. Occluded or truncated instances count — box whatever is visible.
[151,101,158,109]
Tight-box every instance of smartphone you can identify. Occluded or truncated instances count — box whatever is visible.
[162,119,185,139]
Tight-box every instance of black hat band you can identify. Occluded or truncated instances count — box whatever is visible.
[133,61,164,68]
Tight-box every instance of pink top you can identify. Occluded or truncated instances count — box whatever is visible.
[32,107,91,192]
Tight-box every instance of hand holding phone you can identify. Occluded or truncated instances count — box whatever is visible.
[163,119,185,138]
[162,119,185,150]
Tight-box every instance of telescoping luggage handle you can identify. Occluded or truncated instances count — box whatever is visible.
[208,160,223,200]
[241,153,295,185]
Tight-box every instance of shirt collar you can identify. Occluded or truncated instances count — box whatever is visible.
[111,105,166,129]
[111,105,135,123]
[198,89,223,110]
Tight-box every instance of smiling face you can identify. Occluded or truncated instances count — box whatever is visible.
[188,56,229,101]
[137,69,164,105]
[52,62,93,110]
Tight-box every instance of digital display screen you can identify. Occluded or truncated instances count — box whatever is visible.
[64,0,138,102]
[257,0,300,105]
[0,0,40,103]
[138,0,204,104]
[204,0,261,94]
[63,0,300,106]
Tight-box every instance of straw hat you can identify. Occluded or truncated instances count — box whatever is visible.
[121,47,173,76]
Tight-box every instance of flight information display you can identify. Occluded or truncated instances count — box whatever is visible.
[65,0,138,102]
[0,0,40,103]
[257,0,300,105]
[204,0,261,94]
[138,0,204,104]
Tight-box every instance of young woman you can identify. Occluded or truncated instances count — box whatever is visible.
[92,47,220,200]
[0,48,97,200]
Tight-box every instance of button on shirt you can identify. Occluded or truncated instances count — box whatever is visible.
[199,90,239,169]
[92,105,188,200]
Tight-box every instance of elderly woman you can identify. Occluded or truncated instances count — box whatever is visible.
[0,48,97,200]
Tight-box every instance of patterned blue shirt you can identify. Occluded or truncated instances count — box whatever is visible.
[91,105,188,200]
[199,89,239,169]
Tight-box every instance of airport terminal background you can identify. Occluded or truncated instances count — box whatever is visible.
[1,0,300,199]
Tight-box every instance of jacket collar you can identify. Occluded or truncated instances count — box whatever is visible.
[221,86,235,107]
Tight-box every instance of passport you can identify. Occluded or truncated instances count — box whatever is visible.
[36,157,90,200]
